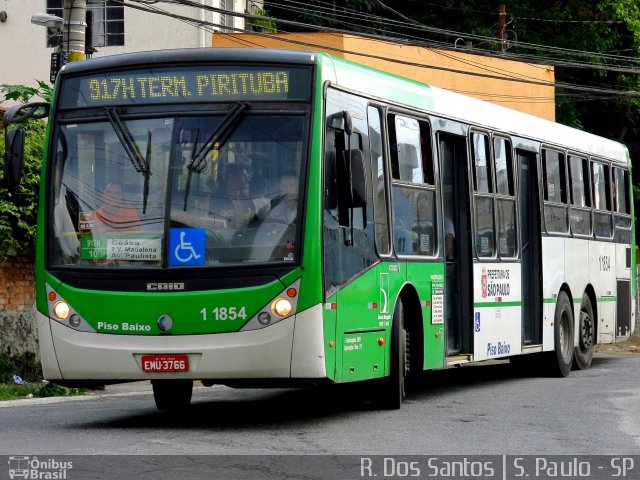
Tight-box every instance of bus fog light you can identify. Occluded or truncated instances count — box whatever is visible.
[272,298,292,317]
[53,301,70,320]
[258,312,272,325]
[69,314,81,328]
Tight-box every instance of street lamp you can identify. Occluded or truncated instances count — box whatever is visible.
[30,13,64,30]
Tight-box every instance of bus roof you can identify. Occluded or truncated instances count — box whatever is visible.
[322,53,630,165]
[58,47,629,165]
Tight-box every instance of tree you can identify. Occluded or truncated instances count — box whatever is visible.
[0,83,51,258]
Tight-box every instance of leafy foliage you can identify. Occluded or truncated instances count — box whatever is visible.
[0,84,49,257]
[0,81,53,104]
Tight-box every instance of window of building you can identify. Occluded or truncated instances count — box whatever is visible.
[46,0,124,48]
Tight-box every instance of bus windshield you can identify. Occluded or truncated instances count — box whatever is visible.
[49,111,306,268]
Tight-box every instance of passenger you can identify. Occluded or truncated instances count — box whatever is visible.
[209,163,256,230]
[252,172,299,261]
[94,182,141,233]
[249,175,271,221]
[261,171,298,227]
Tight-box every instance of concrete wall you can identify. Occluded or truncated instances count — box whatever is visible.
[0,256,38,358]
[212,32,556,121]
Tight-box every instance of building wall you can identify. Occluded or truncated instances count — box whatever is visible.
[212,32,556,121]
[0,257,38,357]
[0,1,255,97]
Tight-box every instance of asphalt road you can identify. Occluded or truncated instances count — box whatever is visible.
[0,354,639,479]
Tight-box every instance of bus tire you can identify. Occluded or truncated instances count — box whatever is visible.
[573,293,595,370]
[546,291,574,377]
[378,299,407,410]
[152,379,193,411]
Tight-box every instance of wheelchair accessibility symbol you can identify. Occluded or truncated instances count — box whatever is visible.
[169,228,205,266]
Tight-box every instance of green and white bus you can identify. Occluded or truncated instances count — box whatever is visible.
[3,48,635,410]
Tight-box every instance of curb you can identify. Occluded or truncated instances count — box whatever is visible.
[0,383,214,408]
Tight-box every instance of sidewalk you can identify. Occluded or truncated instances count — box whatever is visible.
[0,381,212,408]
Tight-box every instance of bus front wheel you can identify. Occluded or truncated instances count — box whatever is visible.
[546,291,574,377]
[377,299,407,410]
[152,379,193,411]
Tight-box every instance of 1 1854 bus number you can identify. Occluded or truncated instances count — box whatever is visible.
[200,306,247,321]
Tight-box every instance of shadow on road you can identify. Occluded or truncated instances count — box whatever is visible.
[70,354,632,431]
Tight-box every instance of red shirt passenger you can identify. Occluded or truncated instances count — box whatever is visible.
[94,182,141,232]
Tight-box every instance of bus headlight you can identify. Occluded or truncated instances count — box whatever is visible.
[272,298,292,317]
[53,301,70,320]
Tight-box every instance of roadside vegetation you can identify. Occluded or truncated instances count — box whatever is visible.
[0,352,84,401]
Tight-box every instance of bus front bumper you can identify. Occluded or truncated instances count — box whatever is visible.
[37,304,327,381]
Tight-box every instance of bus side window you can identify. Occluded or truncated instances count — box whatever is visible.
[493,136,516,258]
[542,148,569,234]
[368,106,390,255]
[591,160,613,238]
[612,167,631,242]
[389,114,437,257]
[568,155,591,236]
[472,132,495,258]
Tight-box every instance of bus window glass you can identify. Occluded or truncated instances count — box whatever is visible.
[543,149,566,204]
[420,121,435,185]
[542,149,568,234]
[394,116,423,184]
[472,133,492,193]
[474,196,495,257]
[49,114,306,267]
[368,106,390,254]
[568,155,591,236]
[493,137,513,196]
[497,199,516,257]
[592,162,611,211]
[614,168,630,214]
[392,187,436,256]
[592,161,612,238]
[569,156,589,207]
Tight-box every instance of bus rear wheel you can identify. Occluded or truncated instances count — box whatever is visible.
[573,294,595,370]
[546,291,574,377]
[377,299,407,410]
[152,379,193,411]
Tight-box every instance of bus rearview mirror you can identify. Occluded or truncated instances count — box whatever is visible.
[4,128,26,192]
[348,149,367,208]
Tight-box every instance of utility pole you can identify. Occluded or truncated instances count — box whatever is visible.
[498,4,507,52]
[63,0,87,62]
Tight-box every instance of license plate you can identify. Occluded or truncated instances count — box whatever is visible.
[141,354,189,373]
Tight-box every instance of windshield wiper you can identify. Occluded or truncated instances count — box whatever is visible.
[104,107,152,214]
[183,102,249,211]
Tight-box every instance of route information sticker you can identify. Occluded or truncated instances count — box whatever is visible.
[80,236,162,261]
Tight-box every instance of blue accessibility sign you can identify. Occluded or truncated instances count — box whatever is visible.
[169,228,206,266]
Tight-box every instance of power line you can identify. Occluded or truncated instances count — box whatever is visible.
[115,0,640,101]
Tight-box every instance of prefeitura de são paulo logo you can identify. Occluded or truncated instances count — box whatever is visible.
[8,456,73,479]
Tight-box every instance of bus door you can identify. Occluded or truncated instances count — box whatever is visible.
[323,91,389,383]
[517,149,542,346]
[439,133,473,357]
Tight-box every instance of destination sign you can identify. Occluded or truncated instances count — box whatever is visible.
[60,66,311,108]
